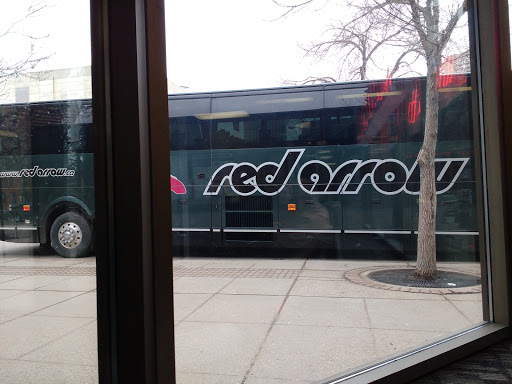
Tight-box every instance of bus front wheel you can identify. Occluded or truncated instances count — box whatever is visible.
[50,212,92,258]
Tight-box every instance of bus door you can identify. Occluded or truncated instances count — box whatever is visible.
[0,174,35,243]
[0,189,18,241]
[5,170,38,243]
[0,104,38,244]
[210,131,279,248]
[210,146,279,249]
[13,195,38,243]
[0,190,37,243]
[220,187,277,248]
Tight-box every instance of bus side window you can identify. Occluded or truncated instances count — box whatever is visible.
[325,113,358,145]
[211,119,261,149]
[31,125,70,155]
[212,121,244,149]
[263,118,286,148]
[77,124,94,153]
[169,117,207,150]
[278,115,322,147]
[0,105,30,156]
[438,90,473,141]
[297,119,317,145]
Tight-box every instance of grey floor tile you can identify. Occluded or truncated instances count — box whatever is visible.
[0,290,83,315]
[176,372,243,384]
[173,277,234,294]
[0,257,25,264]
[250,259,306,269]
[174,321,270,376]
[0,275,26,284]
[248,324,377,382]
[0,313,22,324]
[290,278,446,300]
[445,293,483,301]
[33,292,97,318]
[173,293,213,321]
[2,257,89,267]
[449,300,484,324]
[0,289,25,300]
[173,258,215,269]
[35,276,97,292]
[366,298,472,332]
[244,377,312,384]
[0,359,98,384]
[205,259,257,269]
[304,259,408,271]
[298,269,344,279]
[187,294,285,324]
[220,278,294,295]
[276,296,370,328]
[20,320,97,365]
[71,259,97,267]
[0,315,94,359]
[0,275,74,290]
[372,328,450,358]
[0,252,486,384]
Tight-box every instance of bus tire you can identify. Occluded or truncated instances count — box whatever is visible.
[50,212,92,258]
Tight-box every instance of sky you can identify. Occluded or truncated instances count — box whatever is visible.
[0,0,352,92]
[0,0,472,93]
[0,0,91,71]
[164,0,342,91]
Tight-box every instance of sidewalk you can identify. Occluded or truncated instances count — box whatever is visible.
[0,243,483,384]
[0,243,97,384]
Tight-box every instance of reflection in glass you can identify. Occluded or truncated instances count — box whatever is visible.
[510,1,512,67]
[168,1,484,383]
[0,1,96,383]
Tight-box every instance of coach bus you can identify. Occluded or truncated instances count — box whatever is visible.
[0,74,477,260]
[0,100,93,257]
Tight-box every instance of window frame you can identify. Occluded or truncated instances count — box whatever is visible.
[90,0,512,383]
[91,0,174,383]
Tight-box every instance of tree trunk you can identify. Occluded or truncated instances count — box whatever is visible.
[360,61,367,80]
[415,57,440,279]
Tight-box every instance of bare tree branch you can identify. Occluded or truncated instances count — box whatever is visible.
[0,1,52,98]
[270,0,315,20]
[282,75,338,85]
[439,0,468,51]
[0,1,48,40]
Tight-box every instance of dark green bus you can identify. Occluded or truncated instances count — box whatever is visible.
[169,74,477,260]
[0,100,94,257]
[0,74,477,260]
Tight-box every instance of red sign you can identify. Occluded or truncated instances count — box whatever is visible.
[438,55,468,88]
[360,75,393,132]
[170,175,186,194]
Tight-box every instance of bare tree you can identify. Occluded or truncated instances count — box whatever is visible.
[0,1,52,97]
[273,0,421,81]
[273,0,469,278]
[402,0,468,278]
[305,5,422,80]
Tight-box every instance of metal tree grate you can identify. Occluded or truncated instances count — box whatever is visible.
[368,269,481,288]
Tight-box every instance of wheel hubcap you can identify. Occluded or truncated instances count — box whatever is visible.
[58,222,82,249]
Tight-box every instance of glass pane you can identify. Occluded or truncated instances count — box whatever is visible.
[0,1,96,383]
[167,1,485,382]
[510,1,512,67]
